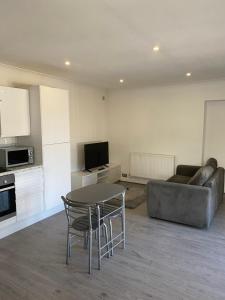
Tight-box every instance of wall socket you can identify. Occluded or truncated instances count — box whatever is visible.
[122,173,128,177]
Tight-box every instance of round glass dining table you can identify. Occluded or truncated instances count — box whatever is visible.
[66,183,126,205]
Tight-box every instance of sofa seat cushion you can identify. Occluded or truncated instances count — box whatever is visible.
[188,165,214,186]
[167,175,191,184]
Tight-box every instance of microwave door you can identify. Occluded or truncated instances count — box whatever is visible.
[7,150,29,167]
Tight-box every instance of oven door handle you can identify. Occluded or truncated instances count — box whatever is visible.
[0,185,15,192]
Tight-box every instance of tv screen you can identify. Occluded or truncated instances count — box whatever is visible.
[84,142,109,170]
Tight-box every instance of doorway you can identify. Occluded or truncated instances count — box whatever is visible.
[203,100,225,170]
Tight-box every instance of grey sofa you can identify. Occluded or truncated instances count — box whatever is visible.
[147,158,224,228]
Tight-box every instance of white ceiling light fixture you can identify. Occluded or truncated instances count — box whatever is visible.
[153,45,160,52]
[65,60,71,66]
[119,79,124,83]
[186,72,191,77]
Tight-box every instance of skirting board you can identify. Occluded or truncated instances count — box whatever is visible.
[0,204,64,240]
[120,176,148,185]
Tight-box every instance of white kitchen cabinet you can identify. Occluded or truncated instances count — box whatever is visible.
[15,167,44,221]
[0,86,30,137]
[43,143,71,210]
[40,86,70,145]
[18,85,71,211]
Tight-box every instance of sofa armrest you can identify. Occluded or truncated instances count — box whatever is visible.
[147,180,212,228]
[176,165,201,177]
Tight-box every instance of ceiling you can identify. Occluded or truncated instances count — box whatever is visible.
[0,0,225,89]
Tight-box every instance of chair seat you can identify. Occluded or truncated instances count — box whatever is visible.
[72,215,102,231]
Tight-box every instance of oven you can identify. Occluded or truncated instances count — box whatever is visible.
[0,174,16,222]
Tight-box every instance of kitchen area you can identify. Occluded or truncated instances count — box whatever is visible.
[0,85,71,239]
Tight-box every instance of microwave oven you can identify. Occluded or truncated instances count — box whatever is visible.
[0,146,34,168]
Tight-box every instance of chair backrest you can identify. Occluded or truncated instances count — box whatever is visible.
[61,196,93,229]
[96,197,123,221]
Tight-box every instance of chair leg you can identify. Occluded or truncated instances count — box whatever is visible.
[66,228,70,264]
[83,232,88,249]
[103,223,110,258]
[97,225,101,270]
[121,212,125,249]
[109,219,113,256]
[69,234,72,257]
[88,230,92,274]
[122,193,126,249]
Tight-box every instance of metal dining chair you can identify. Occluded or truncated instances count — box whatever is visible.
[61,196,109,274]
[96,192,125,264]
[107,199,125,256]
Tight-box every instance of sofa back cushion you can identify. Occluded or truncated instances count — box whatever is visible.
[188,165,215,186]
[205,158,217,170]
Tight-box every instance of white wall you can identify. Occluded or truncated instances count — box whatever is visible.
[0,63,107,171]
[107,80,225,175]
[3,61,225,176]
[70,85,108,171]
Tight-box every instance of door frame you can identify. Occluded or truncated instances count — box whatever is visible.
[202,99,225,164]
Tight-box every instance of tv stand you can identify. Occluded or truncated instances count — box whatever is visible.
[86,166,106,172]
[71,163,121,190]
[98,167,105,171]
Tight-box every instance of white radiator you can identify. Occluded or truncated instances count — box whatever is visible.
[129,152,175,180]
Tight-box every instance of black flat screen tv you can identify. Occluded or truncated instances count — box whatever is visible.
[84,142,109,170]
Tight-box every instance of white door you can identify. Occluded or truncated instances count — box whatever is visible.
[43,143,71,210]
[40,86,70,145]
[203,100,225,170]
[0,86,30,137]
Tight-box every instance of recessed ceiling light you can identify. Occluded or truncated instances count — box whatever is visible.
[119,79,124,83]
[153,45,160,52]
[186,72,191,77]
[65,61,71,66]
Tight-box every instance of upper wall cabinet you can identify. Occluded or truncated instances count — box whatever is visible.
[0,86,30,137]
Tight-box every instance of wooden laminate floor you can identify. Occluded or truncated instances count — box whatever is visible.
[1,200,225,300]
